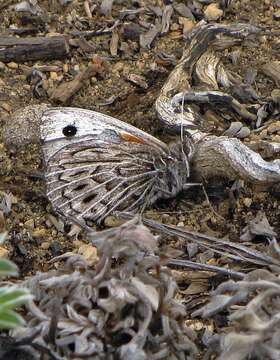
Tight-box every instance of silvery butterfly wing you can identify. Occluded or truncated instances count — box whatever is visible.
[41,107,190,224]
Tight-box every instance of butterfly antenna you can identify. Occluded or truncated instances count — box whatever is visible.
[180,93,185,145]
[180,93,191,176]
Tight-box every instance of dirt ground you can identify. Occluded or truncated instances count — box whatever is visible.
[0,0,279,327]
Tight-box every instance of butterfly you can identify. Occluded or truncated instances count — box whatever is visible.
[41,107,194,224]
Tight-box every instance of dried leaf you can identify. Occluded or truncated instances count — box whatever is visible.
[131,277,159,311]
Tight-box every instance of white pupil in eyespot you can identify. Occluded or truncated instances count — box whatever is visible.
[62,125,77,137]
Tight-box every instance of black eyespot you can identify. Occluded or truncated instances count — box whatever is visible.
[62,125,77,137]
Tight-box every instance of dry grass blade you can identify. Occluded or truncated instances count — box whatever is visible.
[141,217,280,270]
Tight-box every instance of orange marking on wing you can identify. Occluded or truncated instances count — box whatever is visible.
[120,132,145,144]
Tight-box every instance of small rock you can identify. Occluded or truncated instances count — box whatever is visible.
[78,244,99,266]
[47,32,61,37]
[41,241,50,250]
[273,9,280,20]
[73,64,80,72]
[67,224,82,237]
[187,243,198,258]
[32,228,47,239]
[243,198,252,208]
[104,216,125,227]
[24,219,35,230]
[161,213,170,222]
[204,3,223,21]
[0,78,5,86]
[170,23,180,31]
[50,71,58,81]
[63,63,69,73]
[259,129,268,139]
[50,241,63,256]
[260,35,267,44]
[179,17,195,35]
[223,121,243,137]
[1,102,12,112]
[0,247,9,259]
[7,62,19,69]
[122,23,141,42]
[112,61,125,74]
[271,89,280,103]
[177,222,184,227]
[126,73,148,89]
[237,126,251,139]
[0,62,5,71]
[267,121,280,134]
[73,240,84,248]
[273,135,280,142]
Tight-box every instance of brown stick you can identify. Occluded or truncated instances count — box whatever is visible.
[262,61,280,87]
[50,63,103,104]
[0,0,14,11]
[0,36,69,62]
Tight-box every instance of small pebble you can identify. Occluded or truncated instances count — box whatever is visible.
[179,17,195,35]
[260,35,267,44]
[32,228,47,239]
[1,102,12,112]
[50,71,58,81]
[273,9,280,20]
[243,198,252,208]
[78,244,99,266]
[267,122,280,134]
[24,219,35,230]
[187,243,198,258]
[50,241,63,256]
[7,62,19,69]
[237,126,251,139]
[0,61,5,71]
[271,89,280,103]
[41,241,50,250]
[170,23,180,31]
[104,216,125,227]
[63,63,69,73]
[204,3,223,21]
[73,240,84,248]
[0,247,9,259]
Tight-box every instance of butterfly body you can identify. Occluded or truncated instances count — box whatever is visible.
[41,108,190,223]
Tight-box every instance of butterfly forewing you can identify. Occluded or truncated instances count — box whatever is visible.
[41,108,189,223]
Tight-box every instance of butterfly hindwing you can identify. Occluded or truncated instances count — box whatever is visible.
[41,108,175,223]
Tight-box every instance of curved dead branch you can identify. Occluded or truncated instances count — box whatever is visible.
[155,22,280,184]
[193,136,280,184]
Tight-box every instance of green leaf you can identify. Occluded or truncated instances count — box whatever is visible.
[0,259,18,277]
[0,287,33,310]
[0,308,25,329]
[0,232,7,246]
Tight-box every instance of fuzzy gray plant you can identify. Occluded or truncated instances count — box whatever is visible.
[12,217,198,359]
[194,268,280,360]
